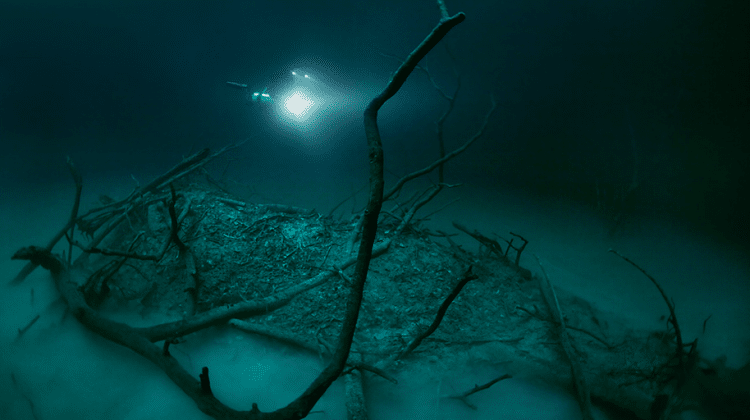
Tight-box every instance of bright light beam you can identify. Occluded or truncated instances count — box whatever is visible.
[276,70,325,127]
[284,91,314,118]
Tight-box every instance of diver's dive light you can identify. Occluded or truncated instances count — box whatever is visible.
[251,88,273,104]
[226,81,273,105]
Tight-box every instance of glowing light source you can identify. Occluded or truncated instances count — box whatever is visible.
[251,91,273,104]
[291,71,311,80]
[273,67,345,136]
[284,91,314,118]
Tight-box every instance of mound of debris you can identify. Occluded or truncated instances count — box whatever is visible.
[14,146,748,420]
[70,173,674,420]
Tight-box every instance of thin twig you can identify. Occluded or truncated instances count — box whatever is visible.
[11,157,82,285]
[16,314,41,340]
[397,266,478,360]
[453,221,505,257]
[414,198,460,224]
[68,239,159,261]
[608,249,688,376]
[444,373,512,409]
[536,255,595,420]
[384,94,498,201]
[515,305,613,349]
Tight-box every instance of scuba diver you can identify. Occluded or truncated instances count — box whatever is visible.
[226,81,274,107]
[226,69,318,106]
[226,69,320,108]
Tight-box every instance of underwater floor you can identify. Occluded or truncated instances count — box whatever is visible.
[1,171,747,420]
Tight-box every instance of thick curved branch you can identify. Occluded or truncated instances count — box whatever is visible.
[9,12,466,420]
[278,11,467,420]
[11,247,248,419]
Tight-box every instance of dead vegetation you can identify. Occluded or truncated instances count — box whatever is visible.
[15,158,731,419]
[9,2,749,419]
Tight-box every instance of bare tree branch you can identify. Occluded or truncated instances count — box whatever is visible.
[395,266,478,361]
[11,157,82,285]
[384,94,497,201]
[536,255,595,420]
